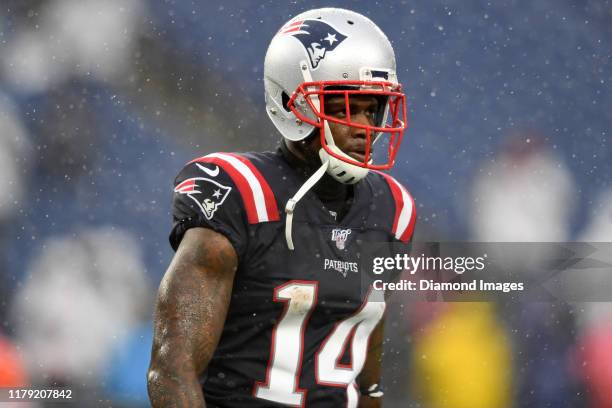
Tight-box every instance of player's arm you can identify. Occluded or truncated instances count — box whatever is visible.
[358,319,385,408]
[147,227,238,408]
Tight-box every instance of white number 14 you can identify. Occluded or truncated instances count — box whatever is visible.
[254,280,385,407]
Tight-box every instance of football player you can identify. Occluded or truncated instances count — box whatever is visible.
[148,8,416,408]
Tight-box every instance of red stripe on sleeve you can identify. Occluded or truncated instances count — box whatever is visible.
[191,156,259,224]
[225,153,280,222]
[399,193,416,242]
[376,172,404,237]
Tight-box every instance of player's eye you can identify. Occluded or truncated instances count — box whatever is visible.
[327,106,346,118]
[361,106,378,124]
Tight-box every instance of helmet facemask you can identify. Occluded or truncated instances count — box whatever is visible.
[287,80,407,174]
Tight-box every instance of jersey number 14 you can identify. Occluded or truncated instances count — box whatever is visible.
[254,280,385,407]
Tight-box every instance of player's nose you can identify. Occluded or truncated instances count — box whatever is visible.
[350,113,370,139]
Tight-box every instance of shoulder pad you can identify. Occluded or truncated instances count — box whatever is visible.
[373,171,417,242]
[186,152,280,224]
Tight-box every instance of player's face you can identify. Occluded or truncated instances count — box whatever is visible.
[323,95,380,163]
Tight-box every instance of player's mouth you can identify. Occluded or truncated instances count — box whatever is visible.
[346,147,369,163]
[348,151,366,162]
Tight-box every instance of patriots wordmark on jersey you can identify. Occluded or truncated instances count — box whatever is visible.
[170,150,416,407]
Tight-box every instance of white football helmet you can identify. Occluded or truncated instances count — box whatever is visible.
[265,8,408,250]
[264,8,407,184]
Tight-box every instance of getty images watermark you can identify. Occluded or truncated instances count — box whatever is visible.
[360,242,612,301]
[371,253,524,293]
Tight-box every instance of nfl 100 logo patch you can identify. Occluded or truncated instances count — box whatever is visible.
[331,228,352,250]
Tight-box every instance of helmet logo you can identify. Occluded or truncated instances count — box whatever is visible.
[281,19,347,69]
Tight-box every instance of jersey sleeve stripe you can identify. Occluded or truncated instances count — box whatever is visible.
[381,174,403,236]
[190,153,279,224]
[377,172,416,242]
[211,153,269,222]
[225,153,280,222]
[399,191,417,242]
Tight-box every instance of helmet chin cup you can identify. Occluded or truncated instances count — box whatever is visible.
[319,146,369,184]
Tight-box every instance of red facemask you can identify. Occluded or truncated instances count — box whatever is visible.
[287,80,407,170]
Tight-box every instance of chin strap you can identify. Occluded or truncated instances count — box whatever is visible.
[285,62,369,250]
[284,61,328,251]
[285,156,329,250]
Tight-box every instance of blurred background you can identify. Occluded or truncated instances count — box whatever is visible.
[0,0,610,406]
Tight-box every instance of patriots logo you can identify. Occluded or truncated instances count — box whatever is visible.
[281,19,348,69]
[174,177,232,220]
